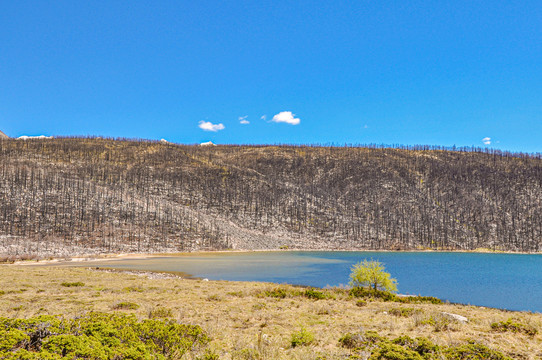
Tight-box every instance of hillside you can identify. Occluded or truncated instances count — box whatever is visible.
[0,137,541,258]
[0,130,8,139]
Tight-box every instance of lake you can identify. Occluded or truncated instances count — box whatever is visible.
[66,251,542,312]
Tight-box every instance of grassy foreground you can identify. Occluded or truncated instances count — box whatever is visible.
[0,266,541,359]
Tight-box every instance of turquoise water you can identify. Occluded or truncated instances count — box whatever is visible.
[76,251,542,312]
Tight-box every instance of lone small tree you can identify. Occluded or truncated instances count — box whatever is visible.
[349,259,398,292]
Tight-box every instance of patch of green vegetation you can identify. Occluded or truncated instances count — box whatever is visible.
[338,333,364,349]
[340,331,511,360]
[304,288,327,300]
[196,349,220,360]
[206,294,222,302]
[0,312,210,359]
[148,306,173,319]
[350,260,398,292]
[122,286,144,293]
[419,313,456,332]
[111,301,140,310]
[349,287,442,304]
[355,299,367,307]
[369,342,424,360]
[491,318,538,336]
[60,282,85,287]
[262,287,288,298]
[388,307,421,317]
[290,327,315,348]
[443,341,513,360]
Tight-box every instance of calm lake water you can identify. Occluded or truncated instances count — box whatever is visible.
[69,251,541,312]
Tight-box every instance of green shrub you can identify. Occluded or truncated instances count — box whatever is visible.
[355,300,367,307]
[444,341,512,360]
[349,288,442,304]
[420,314,454,332]
[0,312,210,359]
[197,349,220,359]
[264,287,288,298]
[398,295,442,305]
[304,288,326,300]
[0,329,29,351]
[291,327,314,347]
[148,306,173,319]
[338,333,363,349]
[388,307,421,317]
[349,287,396,301]
[60,282,85,287]
[391,336,440,357]
[491,318,538,336]
[112,301,140,310]
[369,342,424,360]
[122,286,145,293]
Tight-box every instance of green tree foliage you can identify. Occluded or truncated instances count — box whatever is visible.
[349,260,398,292]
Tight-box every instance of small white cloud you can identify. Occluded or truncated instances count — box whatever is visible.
[482,137,491,145]
[198,120,225,132]
[271,111,300,125]
[261,115,266,121]
[239,116,249,125]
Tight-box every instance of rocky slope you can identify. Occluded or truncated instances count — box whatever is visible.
[0,137,541,257]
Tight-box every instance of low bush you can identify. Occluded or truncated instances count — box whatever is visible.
[338,331,510,360]
[60,282,85,287]
[291,327,314,348]
[0,312,210,359]
[369,342,424,360]
[490,318,538,336]
[122,286,144,293]
[355,300,367,307]
[304,288,326,300]
[443,341,512,360]
[349,287,442,305]
[112,301,140,310]
[148,306,173,319]
[263,287,288,298]
[420,313,456,332]
[388,307,421,317]
[338,333,364,349]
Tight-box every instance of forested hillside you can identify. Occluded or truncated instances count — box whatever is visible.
[1,138,541,258]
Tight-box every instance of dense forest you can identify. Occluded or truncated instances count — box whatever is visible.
[0,137,541,258]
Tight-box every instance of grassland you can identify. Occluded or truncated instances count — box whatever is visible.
[1,266,541,359]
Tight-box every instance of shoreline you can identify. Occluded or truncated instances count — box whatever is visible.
[8,247,542,266]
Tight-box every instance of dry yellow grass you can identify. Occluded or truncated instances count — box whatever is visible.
[1,266,540,359]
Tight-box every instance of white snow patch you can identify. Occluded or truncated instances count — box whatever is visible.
[18,135,53,140]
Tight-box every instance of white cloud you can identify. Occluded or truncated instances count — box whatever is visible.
[239,116,249,125]
[271,111,300,125]
[482,137,491,145]
[198,120,225,132]
[261,115,267,121]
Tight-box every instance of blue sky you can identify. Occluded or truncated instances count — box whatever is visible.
[1,1,541,152]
